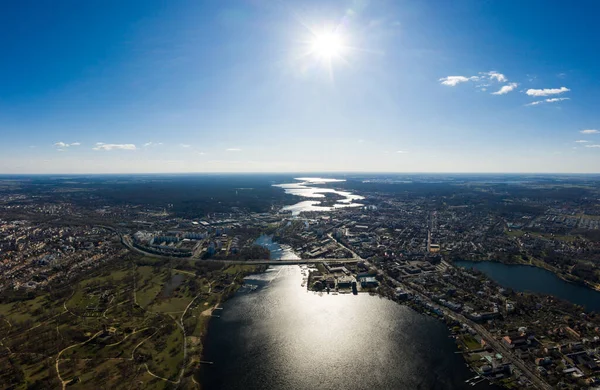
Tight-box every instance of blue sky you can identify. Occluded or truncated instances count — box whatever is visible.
[1,0,600,173]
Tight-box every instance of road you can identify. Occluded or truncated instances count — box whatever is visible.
[382,271,553,390]
[327,232,553,390]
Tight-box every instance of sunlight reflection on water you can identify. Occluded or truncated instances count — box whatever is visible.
[274,177,364,215]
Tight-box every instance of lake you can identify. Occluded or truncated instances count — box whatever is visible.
[454,260,600,312]
[274,177,364,215]
[201,266,499,390]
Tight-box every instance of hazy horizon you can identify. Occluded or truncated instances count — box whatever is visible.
[2,171,600,176]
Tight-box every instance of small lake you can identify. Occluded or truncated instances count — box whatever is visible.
[254,234,300,260]
[454,260,600,312]
[161,273,185,298]
[274,177,364,215]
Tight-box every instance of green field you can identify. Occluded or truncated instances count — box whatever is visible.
[0,256,255,389]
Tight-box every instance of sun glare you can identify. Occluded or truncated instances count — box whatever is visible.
[311,32,343,59]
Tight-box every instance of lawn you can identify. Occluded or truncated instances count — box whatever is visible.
[137,319,184,381]
[460,334,481,351]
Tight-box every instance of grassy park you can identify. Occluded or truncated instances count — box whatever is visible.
[0,255,257,389]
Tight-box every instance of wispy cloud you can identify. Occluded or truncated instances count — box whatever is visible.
[439,76,470,86]
[492,82,518,95]
[226,148,241,152]
[525,87,570,97]
[439,71,512,95]
[575,140,589,143]
[396,150,408,154]
[580,129,599,134]
[585,144,600,148]
[485,71,507,83]
[180,144,191,148]
[92,142,136,151]
[143,142,163,148]
[525,97,570,106]
[54,141,81,148]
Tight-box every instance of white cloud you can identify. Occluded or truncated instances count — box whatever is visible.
[580,129,599,134]
[54,141,80,148]
[525,87,570,96]
[180,144,191,148]
[439,76,469,86]
[575,140,589,143]
[440,71,510,91]
[585,144,600,148]
[492,82,518,95]
[525,101,543,106]
[526,97,570,106]
[92,142,136,151]
[396,150,408,154]
[143,142,163,148]
[485,71,507,83]
[226,148,241,152]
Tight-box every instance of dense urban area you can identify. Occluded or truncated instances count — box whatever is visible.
[2,174,600,389]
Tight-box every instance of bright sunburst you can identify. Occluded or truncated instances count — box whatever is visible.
[311,32,343,59]
[295,21,356,80]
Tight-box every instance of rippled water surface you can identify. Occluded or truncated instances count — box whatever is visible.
[202,266,498,390]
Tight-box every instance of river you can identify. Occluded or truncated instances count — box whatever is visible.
[254,234,300,260]
[201,266,499,390]
[454,260,600,312]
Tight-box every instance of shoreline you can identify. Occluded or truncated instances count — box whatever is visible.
[195,266,266,387]
[454,257,600,293]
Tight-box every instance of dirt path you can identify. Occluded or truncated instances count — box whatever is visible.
[56,330,103,390]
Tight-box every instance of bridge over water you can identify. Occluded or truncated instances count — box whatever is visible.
[119,233,360,265]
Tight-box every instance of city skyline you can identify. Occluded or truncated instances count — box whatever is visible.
[1,0,600,173]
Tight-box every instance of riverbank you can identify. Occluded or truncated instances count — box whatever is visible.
[193,265,266,387]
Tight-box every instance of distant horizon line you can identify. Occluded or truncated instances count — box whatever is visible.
[1,171,600,176]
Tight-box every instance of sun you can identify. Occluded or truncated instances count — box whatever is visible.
[310,32,344,59]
